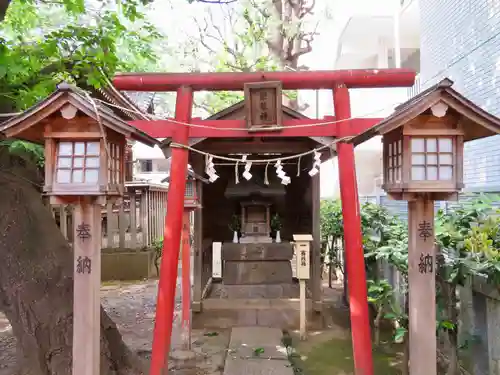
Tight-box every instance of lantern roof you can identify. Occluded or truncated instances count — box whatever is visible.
[349,78,500,146]
[0,82,158,147]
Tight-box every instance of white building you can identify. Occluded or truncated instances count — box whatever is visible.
[327,0,421,198]
[132,141,170,184]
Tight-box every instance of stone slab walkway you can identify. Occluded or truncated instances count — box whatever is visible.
[223,327,294,375]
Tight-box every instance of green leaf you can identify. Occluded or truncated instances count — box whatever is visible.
[253,347,265,356]
[393,327,407,342]
[204,331,219,337]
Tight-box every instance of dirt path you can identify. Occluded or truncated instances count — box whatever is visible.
[0,280,229,375]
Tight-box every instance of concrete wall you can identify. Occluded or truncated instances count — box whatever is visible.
[459,277,500,374]
[101,249,158,281]
[419,0,500,192]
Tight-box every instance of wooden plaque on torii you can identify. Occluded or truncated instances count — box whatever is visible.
[244,81,283,131]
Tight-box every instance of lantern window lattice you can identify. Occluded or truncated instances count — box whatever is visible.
[387,139,402,183]
[56,141,100,184]
[185,180,194,197]
[107,142,122,185]
[410,137,454,182]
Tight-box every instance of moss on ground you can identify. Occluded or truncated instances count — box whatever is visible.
[288,332,403,375]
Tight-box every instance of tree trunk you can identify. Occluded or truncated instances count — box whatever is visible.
[0,0,10,22]
[373,306,383,347]
[0,148,145,375]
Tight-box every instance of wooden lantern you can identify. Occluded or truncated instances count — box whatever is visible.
[381,117,463,199]
[352,78,500,201]
[0,82,158,375]
[349,78,500,375]
[0,83,157,199]
[184,175,201,209]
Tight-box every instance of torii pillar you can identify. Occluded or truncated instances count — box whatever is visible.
[149,86,193,375]
[334,83,374,375]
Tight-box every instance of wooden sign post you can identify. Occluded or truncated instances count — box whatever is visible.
[408,197,436,375]
[72,197,104,375]
[293,234,313,341]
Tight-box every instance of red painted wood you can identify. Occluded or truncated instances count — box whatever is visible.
[129,118,382,138]
[334,84,374,375]
[113,69,416,91]
[181,211,191,347]
[150,87,193,375]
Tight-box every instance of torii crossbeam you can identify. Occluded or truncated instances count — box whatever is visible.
[113,69,416,375]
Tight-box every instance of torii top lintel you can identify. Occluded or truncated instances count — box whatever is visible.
[113,69,416,92]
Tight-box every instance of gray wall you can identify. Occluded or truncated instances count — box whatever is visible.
[419,0,500,192]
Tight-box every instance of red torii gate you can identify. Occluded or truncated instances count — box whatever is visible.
[113,69,416,375]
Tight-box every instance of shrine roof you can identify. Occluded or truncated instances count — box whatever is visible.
[95,78,150,121]
[349,78,500,146]
[206,100,308,120]
[0,82,158,147]
[161,100,335,159]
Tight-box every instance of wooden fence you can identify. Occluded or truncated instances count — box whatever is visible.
[50,182,169,249]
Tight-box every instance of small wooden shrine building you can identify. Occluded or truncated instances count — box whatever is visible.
[179,101,329,323]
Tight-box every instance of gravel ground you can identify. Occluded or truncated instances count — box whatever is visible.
[0,279,229,375]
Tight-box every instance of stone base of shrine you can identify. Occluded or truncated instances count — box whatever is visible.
[222,242,294,285]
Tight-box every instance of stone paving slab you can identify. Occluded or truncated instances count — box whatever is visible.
[223,327,293,375]
[224,358,294,375]
[229,327,284,348]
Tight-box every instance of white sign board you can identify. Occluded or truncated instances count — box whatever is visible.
[293,234,313,280]
[212,242,222,278]
[295,243,310,279]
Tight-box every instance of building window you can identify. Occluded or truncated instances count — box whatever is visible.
[411,138,453,181]
[387,140,402,183]
[56,141,100,184]
[139,159,153,172]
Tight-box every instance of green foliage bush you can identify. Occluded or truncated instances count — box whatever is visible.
[320,195,500,372]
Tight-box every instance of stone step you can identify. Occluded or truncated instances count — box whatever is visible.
[193,306,323,330]
[209,283,307,299]
[202,297,312,310]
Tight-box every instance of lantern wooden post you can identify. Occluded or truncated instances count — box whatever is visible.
[72,196,104,375]
[408,197,436,375]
